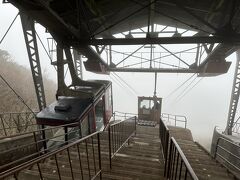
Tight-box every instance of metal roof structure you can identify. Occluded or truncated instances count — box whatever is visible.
[5,0,240,75]
[3,0,240,134]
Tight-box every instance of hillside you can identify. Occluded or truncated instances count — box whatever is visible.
[0,49,56,113]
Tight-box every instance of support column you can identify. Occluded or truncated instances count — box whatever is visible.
[225,49,240,135]
[20,12,46,110]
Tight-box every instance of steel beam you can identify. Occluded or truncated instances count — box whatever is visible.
[225,49,240,135]
[20,12,46,110]
[73,50,83,79]
[108,67,197,73]
[199,43,236,68]
[76,36,240,46]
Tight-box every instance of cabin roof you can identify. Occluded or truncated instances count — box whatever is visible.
[36,97,92,125]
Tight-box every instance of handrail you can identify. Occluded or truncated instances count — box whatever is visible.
[113,111,138,121]
[0,111,38,115]
[0,131,102,179]
[0,121,80,140]
[108,116,137,168]
[214,137,240,172]
[0,121,83,171]
[167,137,198,180]
[114,111,187,128]
[114,111,138,116]
[159,118,198,179]
[159,117,170,176]
[161,113,187,128]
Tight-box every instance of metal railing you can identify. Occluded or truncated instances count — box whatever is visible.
[113,111,187,128]
[232,121,240,135]
[0,121,83,172]
[0,111,38,137]
[113,111,138,121]
[108,116,137,168]
[159,118,198,179]
[159,117,170,174]
[0,131,102,180]
[161,113,187,128]
[167,137,198,180]
[214,137,240,173]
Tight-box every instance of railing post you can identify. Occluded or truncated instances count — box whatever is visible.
[33,132,40,156]
[166,139,173,178]
[41,126,47,152]
[0,114,7,136]
[134,116,137,135]
[214,138,220,159]
[108,125,112,169]
[78,121,82,138]
[175,115,177,126]
[97,133,102,179]
[64,126,68,144]
[164,131,170,177]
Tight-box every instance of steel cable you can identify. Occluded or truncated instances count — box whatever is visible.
[0,73,35,114]
[0,12,19,45]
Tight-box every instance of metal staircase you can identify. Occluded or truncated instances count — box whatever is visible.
[163,125,237,180]
[0,115,238,180]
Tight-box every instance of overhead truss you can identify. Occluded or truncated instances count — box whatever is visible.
[4,0,240,135]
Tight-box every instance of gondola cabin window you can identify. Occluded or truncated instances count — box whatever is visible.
[88,110,95,133]
[81,110,95,136]
[95,97,104,131]
[81,115,89,137]
[138,96,162,123]
[105,86,112,124]
[140,99,154,115]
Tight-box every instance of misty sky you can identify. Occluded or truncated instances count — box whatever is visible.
[0,2,238,149]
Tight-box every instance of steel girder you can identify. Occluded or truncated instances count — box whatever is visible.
[20,12,46,111]
[108,67,197,73]
[7,0,239,75]
[73,50,83,79]
[75,36,240,46]
[225,50,240,135]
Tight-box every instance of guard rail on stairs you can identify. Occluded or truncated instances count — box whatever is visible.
[108,116,137,168]
[214,137,240,173]
[0,114,137,179]
[159,118,198,180]
[0,121,83,172]
[0,131,102,180]
[161,113,187,128]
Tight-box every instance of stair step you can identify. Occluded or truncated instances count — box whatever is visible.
[47,154,162,173]
[5,125,236,180]
[19,169,72,180]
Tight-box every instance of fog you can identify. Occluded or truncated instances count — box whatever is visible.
[0,3,237,150]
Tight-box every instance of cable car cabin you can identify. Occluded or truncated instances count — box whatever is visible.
[36,80,112,143]
[138,96,162,126]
